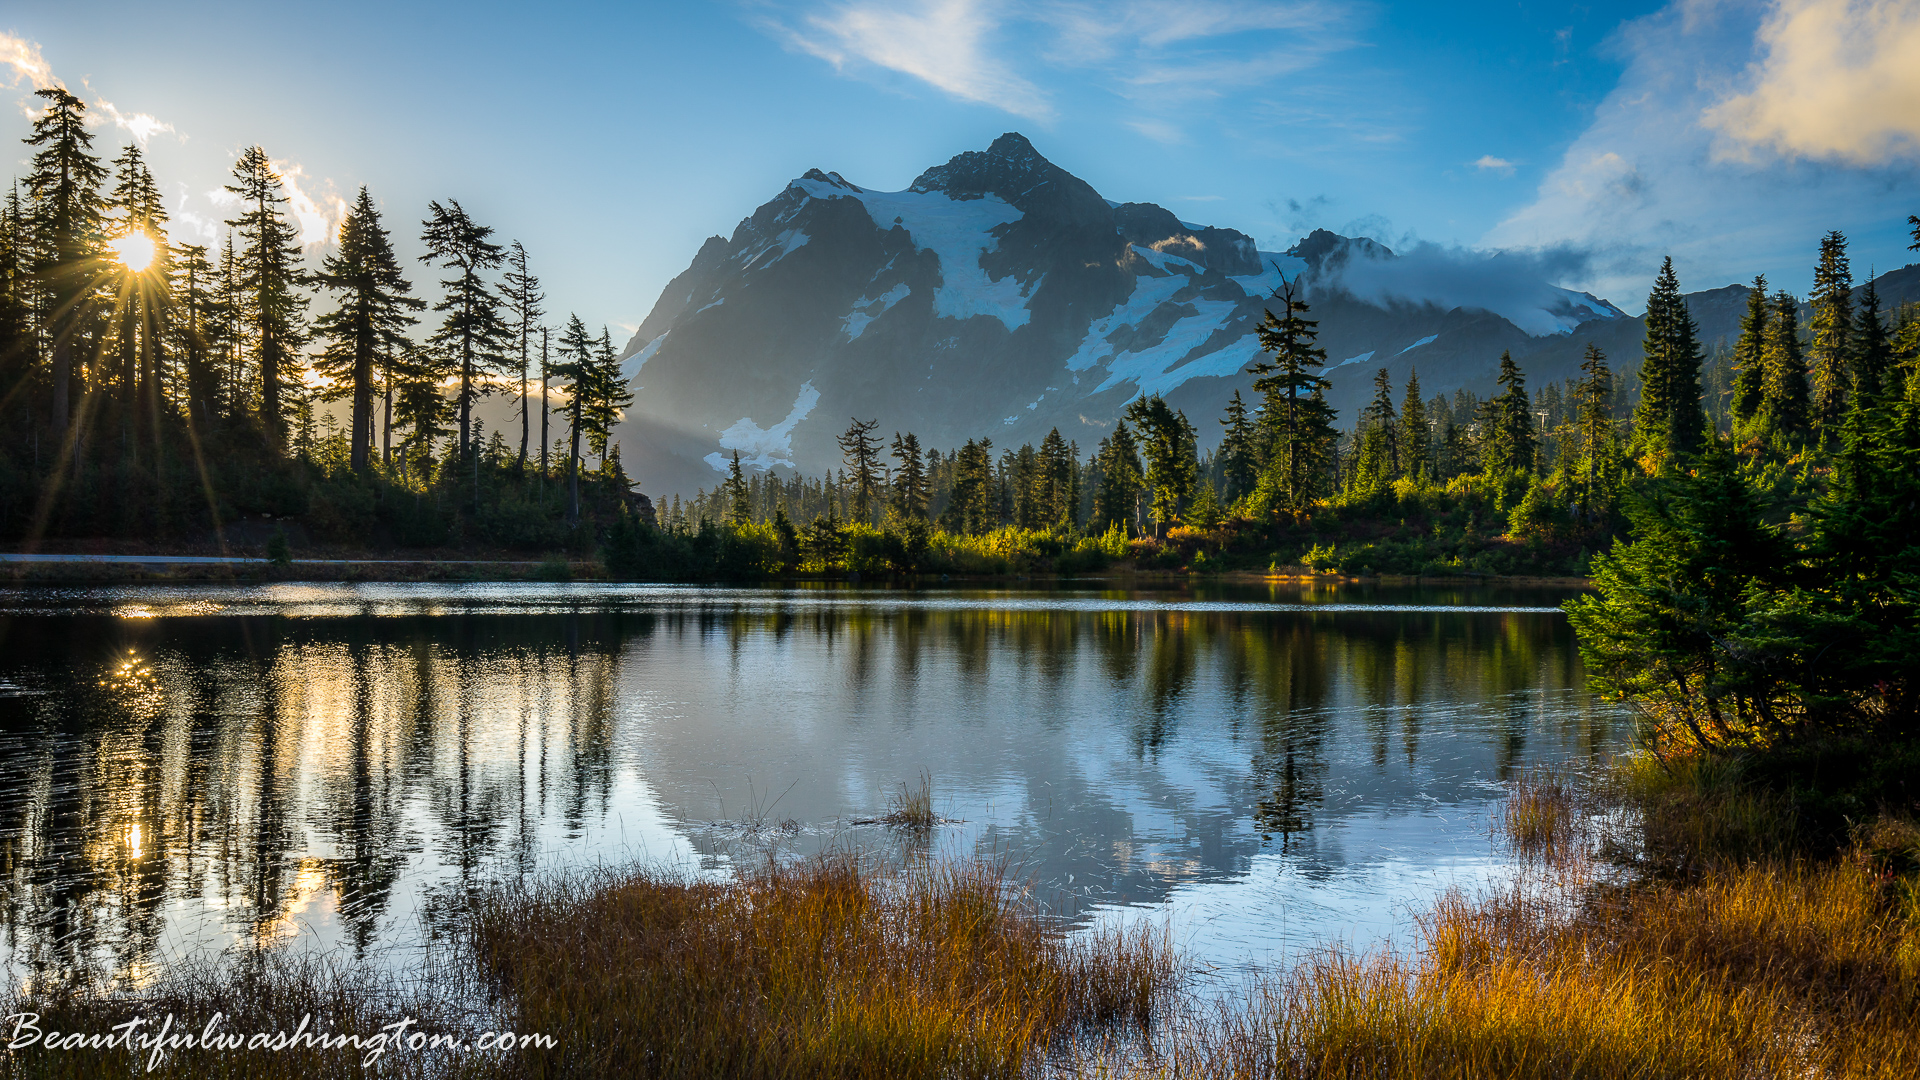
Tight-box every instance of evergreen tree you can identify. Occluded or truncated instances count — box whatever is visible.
[1398,367,1428,482]
[943,438,996,534]
[1036,427,1074,529]
[213,234,248,423]
[1571,344,1619,522]
[1730,275,1768,427]
[1807,230,1853,434]
[311,187,422,474]
[1092,421,1144,534]
[555,314,597,523]
[171,242,219,430]
[836,416,883,525]
[0,187,33,420]
[419,198,509,475]
[584,327,632,468]
[1852,277,1892,403]
[501,240,543,472]
[1483,351,1535,474]
[25,87,109,444]
[1123,394,1197,535]
[1247,276,1334,512]
[1362,367,1399,475]
[889,431,927,520]
[224,145,308,448]
[108,142,171,443]
[1758,290,1810,440]
[724,451,751,524]
[1631,257,1707,468]
[1217,390,1258,503]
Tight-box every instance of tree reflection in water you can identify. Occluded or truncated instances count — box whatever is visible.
[0,582,1623,988]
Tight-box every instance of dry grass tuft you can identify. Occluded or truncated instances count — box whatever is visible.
[883,769,938,829]
[467,853,1178,1079]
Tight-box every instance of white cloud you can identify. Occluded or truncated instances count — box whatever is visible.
[1702,0,1920,164]
[1484,0,1919,303]
[1126,117,1185,143]
[1474,155,1516,175]
[90,96,178,145]
[763,0,1358,131]
[273,161,349,249]
[776,0,1054,119]
[0,31,54,89]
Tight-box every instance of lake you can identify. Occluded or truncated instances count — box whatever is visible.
[0,580,1624,989]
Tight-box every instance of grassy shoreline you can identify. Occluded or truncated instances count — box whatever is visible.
[8,756,1910,1079]
[0,554,1591,589]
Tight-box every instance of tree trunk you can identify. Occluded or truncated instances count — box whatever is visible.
[350,335,372,474]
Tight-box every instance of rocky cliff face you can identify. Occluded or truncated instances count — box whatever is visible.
[612,133,1646,496]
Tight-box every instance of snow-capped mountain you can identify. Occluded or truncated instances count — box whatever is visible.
[613,133,1632,496]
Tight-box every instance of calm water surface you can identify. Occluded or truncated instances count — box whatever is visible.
[0,580,1624,988]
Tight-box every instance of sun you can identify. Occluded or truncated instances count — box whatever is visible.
[109,231,156,273]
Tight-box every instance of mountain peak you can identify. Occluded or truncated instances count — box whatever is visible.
[908,132,1109,228]
[909,131,1052,197]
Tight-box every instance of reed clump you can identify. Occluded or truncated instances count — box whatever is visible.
[883,769,938,829]
[466,854,1177,1079]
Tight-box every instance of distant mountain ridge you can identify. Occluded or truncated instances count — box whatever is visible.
[612,133,1918,497]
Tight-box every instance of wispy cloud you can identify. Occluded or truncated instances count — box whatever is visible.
[273,161,350,249]
[1474,155,1516,175]
[1702,0,1920,164]
[760,0,1361,132]
[772,0,1053,119]
[1485,0,1918,302]
[90,95,179,145]
[0,31,55,89]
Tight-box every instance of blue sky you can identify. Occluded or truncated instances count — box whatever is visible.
[5,0,1917,333]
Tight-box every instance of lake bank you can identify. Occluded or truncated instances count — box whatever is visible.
[0,550,1591,589]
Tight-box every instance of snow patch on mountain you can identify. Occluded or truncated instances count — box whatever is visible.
[1397,335,1439,355]
[795,178,1033,331]
[703,381,821,472]
[1330,350,1376,371]
[625,331,670,381]
[1063,274,1194,372]
[741,229,810,271]
[843,283,912,340]
[1094,298,1259,399]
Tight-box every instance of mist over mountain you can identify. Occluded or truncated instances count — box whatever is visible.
[610,133,1915,498]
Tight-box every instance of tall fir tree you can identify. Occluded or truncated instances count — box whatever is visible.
[419,198,508,476]
[584,327,632,467]
[1631,256,1706,468]
[836,416,883,525]
[1851,277,1892,403]
[1123,395,1197,535]
[224,145,308,449]
[311,187,422,474]
[1807,230,1854,435]
[26,87,109,444]
[1730,275,1768,427]
[1483,351,1536,474]
[724,451,751,524]
[1398,366,1428,481]
[0,187,33,420]
[1758,290,1810,439]
[1248,276,1334,512]
[1216,389,1258,503]
[1571,344,1619,521]
[889,431,927,520]
[501,240,543,472]
[554,314,597,523]
[108,142,170,444]
[170,242,219,431]
[1036,427,1074,529]
[1092,421,1144,534]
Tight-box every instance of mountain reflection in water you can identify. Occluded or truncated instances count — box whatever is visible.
[0,581,1623,987]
